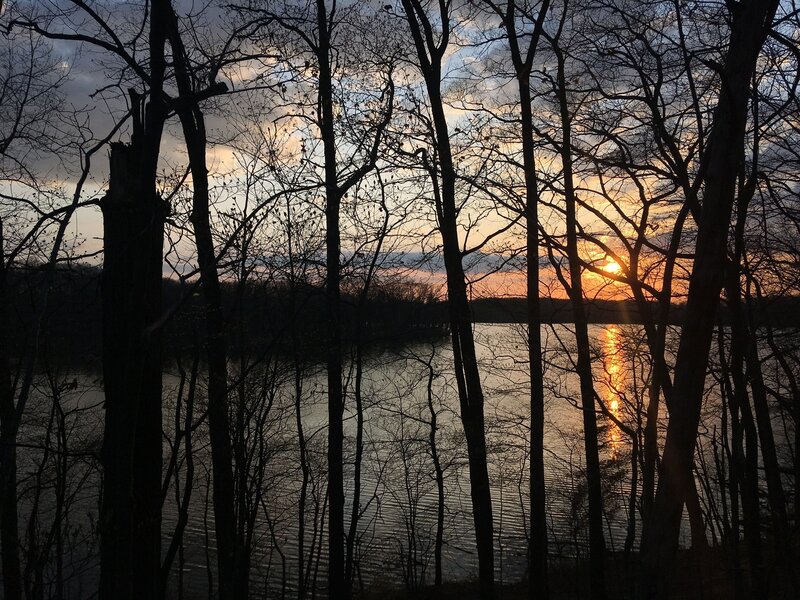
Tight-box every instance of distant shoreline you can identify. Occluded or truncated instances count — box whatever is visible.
[469,296,800,327]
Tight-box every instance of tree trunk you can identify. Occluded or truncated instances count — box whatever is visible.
[287,195,310,600]
[625,438,640,558]
[494,4,551,592]
[0,343,22,600]
[183,127,240,599]
[313,2,346,597]
[518,68,549,600]
[0,218,21,600]
[423,356,445,587]
[432,91,496,600]
[192,155,241,598]
[163,4,241,594]
[100,141,165,600]
[160,352,198,600]
[346,201,388,592]
[637,3,778,594]
[397,6,495,594]
[749,276,800,536]
[639,202,692,521]
[723,283,764,598]
[99,4,167,595]
[718,324,746,600]
[294,358,310,600]
[742,282,796,589]
[554,45,606,600]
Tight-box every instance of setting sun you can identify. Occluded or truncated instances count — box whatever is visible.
[602,260,623,275]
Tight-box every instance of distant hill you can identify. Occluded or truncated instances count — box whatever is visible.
[470,297,657,324]
[2,265,448,361]
[4,263,798,364]
[469,296,800,327]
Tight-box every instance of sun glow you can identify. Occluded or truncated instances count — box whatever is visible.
[601,260,623,276]
[603,326,625,455]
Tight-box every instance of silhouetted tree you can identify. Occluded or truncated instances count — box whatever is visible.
[396,1,496,597]
[639,0,781,597]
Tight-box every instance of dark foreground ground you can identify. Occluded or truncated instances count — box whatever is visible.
[359,545,798,600]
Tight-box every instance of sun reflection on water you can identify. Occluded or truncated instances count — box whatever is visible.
[602,325,625,455]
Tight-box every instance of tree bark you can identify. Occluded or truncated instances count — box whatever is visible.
[742,276,796,589]
[162,3,241,595]
[399,4,496,596]
[314,3,346,597]
[511,14,550,595]
[100,140,166,600]
[724,278,764,598]
[98,3,168,595]
[0,273,22,600]
[637,0,779,596]
[554,44,606,600]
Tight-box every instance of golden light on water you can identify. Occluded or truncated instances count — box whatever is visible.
[602,325,624,454]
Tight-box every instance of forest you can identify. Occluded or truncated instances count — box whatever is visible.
[0,0,798,599]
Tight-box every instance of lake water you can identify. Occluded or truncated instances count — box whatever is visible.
[16,322,780,598]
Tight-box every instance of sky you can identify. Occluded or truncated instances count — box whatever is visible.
[0,0,686,302]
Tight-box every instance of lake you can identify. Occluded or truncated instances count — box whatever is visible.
[15,322,788,599]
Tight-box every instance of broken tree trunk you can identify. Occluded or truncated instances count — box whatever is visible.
[99,141,166,600]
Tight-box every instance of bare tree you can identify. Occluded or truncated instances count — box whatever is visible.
[244,3,397,595]
[476,1,552,596]
[638,0,781,596]
[0,27,71,600]
[530,10,608,596]
[396,2,497,596]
